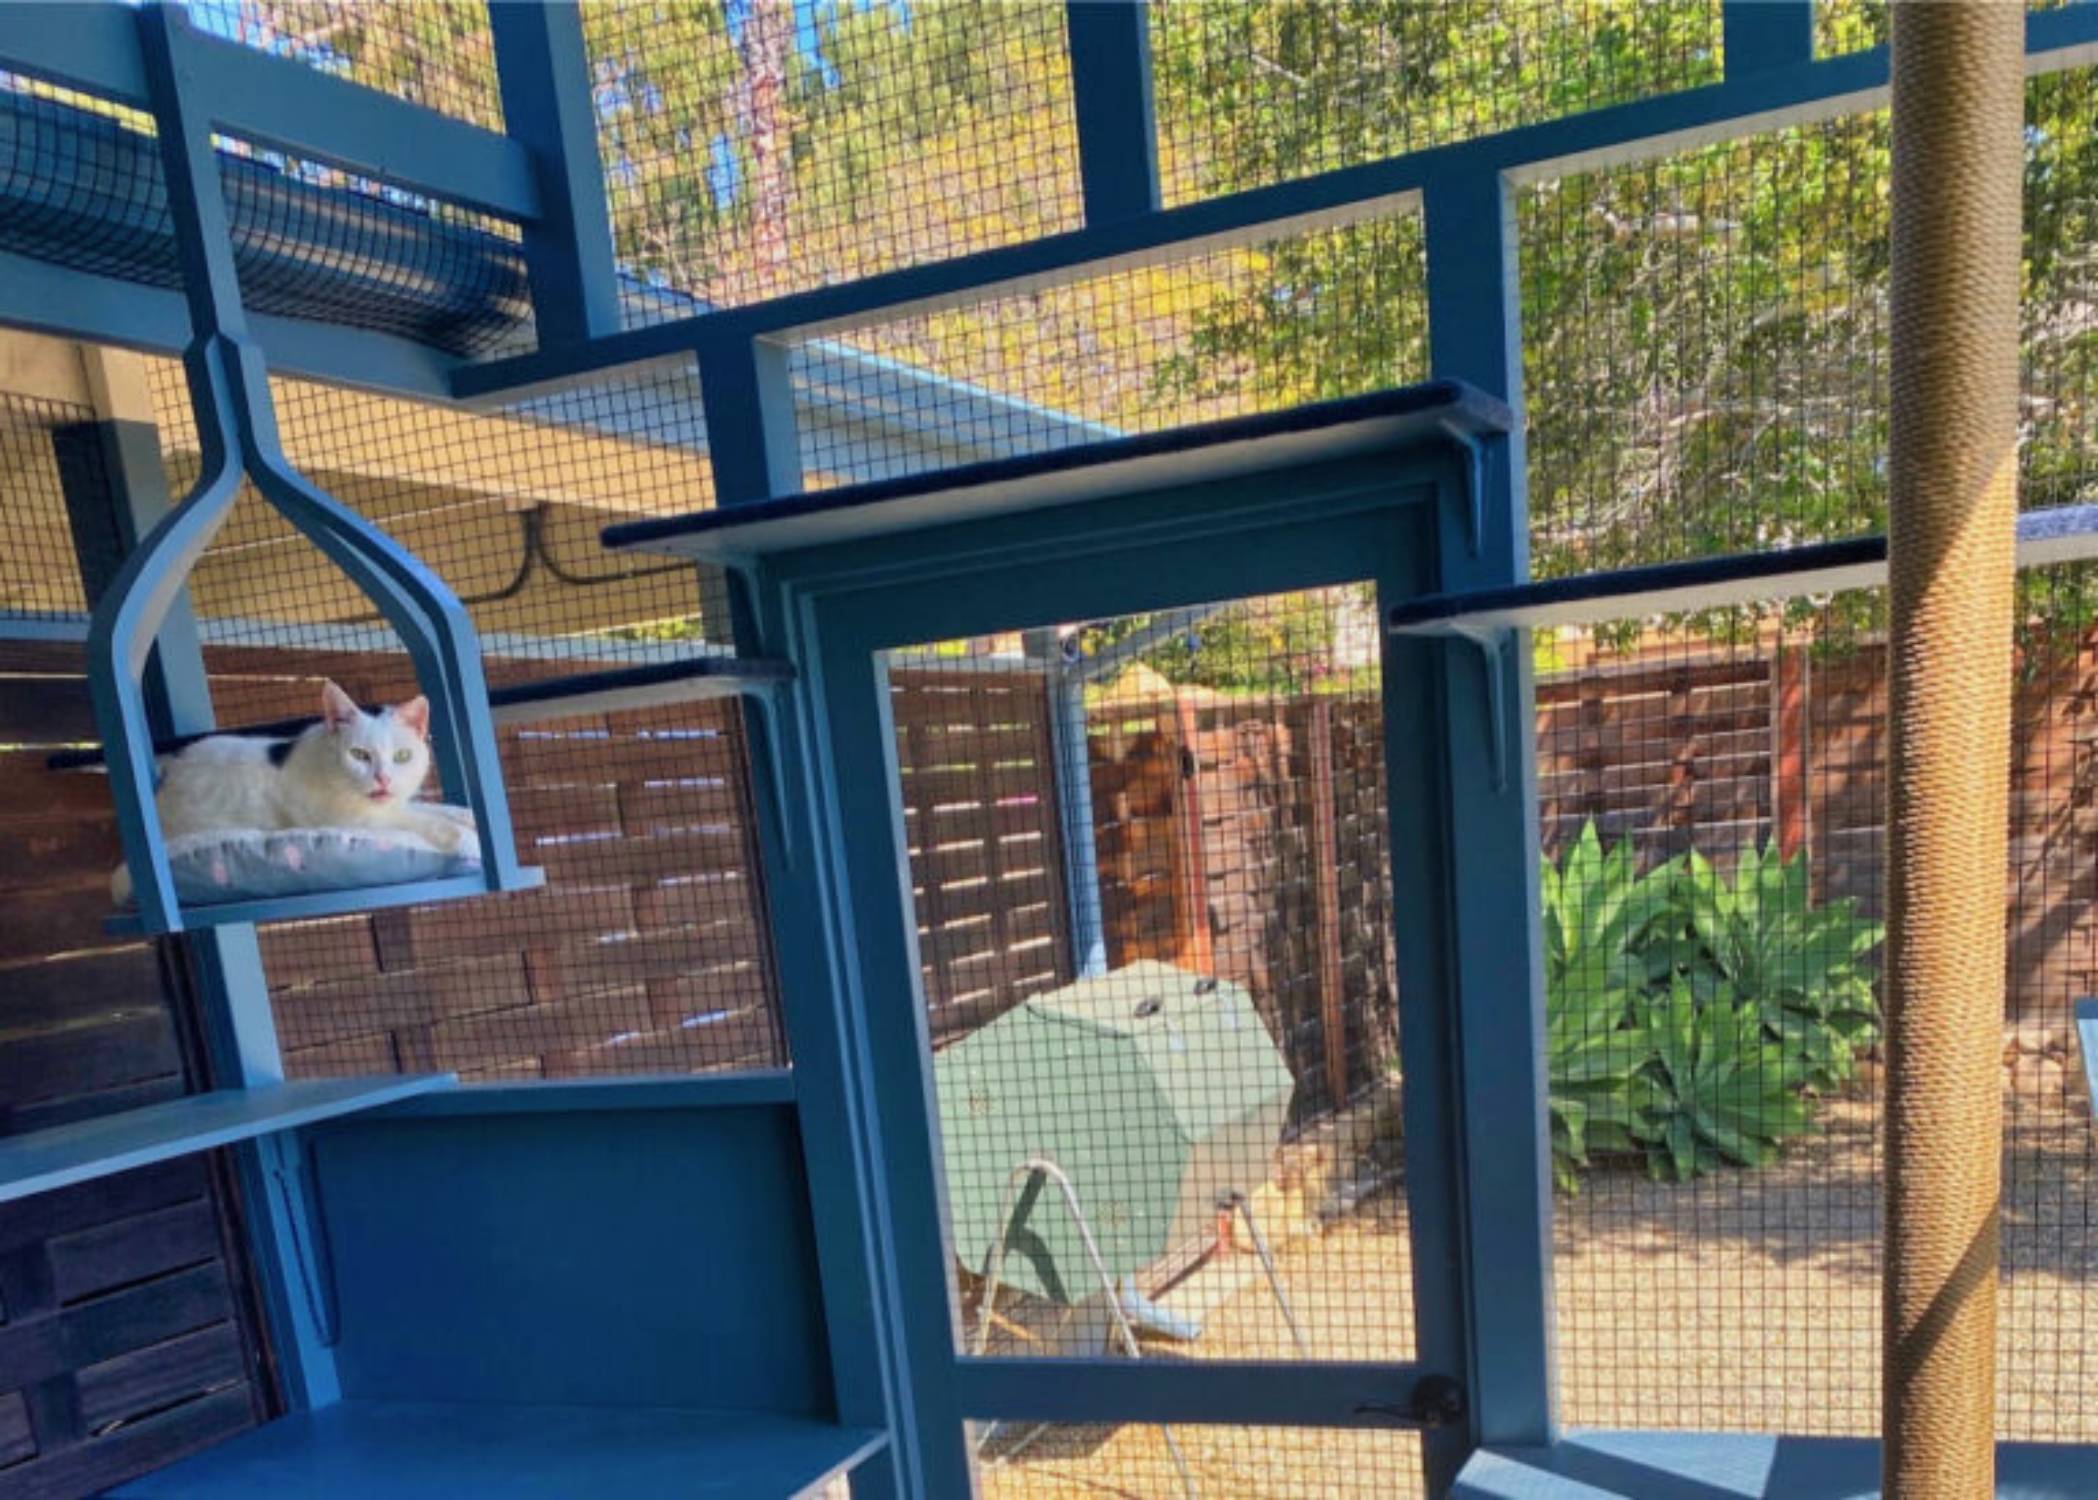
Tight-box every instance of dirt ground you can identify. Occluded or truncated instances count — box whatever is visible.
[974,1097,2098,1499]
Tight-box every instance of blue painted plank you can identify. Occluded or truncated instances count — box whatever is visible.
[2077,999,2097,1125]
[959,1358,1442,1429]
[0,1077,452,1205]
[103,869,547,937]
[1454,1430,2098,1498]
[372,1071,796,1118]
[109,1400,887,1499]
[1066,1,1160,224]
[606,383,1509,561]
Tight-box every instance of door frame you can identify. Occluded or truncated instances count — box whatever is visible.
[756,446,1546,1496]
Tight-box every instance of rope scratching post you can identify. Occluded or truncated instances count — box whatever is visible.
[1884,3,2022,1493]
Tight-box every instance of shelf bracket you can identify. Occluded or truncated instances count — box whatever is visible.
[1396,619,1515,795]
[259,1131,339,1348]
[1437,420,1488,559]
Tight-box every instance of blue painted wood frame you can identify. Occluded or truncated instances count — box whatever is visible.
[1065,1,1160,225]
[488,0,624,346]
[759,443,1491,1493]
[1420,170,1555,1461]
[92,3,536,932]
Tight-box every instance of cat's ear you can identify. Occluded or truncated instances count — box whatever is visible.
[320,681,360,732]
[394,695,431,741]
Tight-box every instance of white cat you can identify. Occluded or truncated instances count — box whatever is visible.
[149,681,474,854]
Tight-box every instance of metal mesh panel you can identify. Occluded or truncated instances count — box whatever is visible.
[0,77,528,356]
[177,0,505,132]
[794,211,1427,487]
[136,355,782,1081]
[1522,66,2098,579]
[0,390,91,625]
[587,0,1081,321]
[1151,0,1722,209]
[891,588,1415,1408]
[1539,579,2096,1442]
[970,1421,1422,1499]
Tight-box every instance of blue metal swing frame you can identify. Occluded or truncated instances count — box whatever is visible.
[4,3,2098,1497]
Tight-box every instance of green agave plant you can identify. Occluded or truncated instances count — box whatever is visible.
[1541,821,1883,1193]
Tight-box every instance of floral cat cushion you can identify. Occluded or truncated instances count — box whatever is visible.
[111,823,480,907]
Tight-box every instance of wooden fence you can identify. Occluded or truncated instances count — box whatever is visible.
[0,641,272,1497]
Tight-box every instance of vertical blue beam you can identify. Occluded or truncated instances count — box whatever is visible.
[50,415,341,1409]
[699,335,803,505]
[1065,0,1161,224]
[1024,629,1106,977]
[731,574,911,1500]
[489,0,626,344]
[1421,172,1556,1458]
[1724,1,1816,76]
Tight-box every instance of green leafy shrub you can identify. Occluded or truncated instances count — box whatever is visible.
[1541,822,1882,1191]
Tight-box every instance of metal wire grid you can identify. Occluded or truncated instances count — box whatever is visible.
[971,1421,1423,1500]
[176,0,505,133]
[134,354,782,1081]
[794,211,1427,488]
[1522,66,2098,582]
[1540,581,2096,1443]
[586,0,1081,321]
[1150,0,1722,210]
[889,588,1415,1422]
[0,392,92,624]
[0,73,528,357]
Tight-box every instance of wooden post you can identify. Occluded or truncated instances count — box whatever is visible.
[1170,696,1216,974]
[1309,699,1350,1110]
[1773,643,1811,860]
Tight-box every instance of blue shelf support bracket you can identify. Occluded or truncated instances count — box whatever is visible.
[489,0,625,345]
[260,1132,340,1348]
[1437,420,1490,559]
[94,3,536,933]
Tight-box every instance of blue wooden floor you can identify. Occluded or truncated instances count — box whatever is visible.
[108,1400,887,1499]
[1455,1430,2097,1498]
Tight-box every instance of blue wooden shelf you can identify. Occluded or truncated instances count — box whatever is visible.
[105,867,547,936]
[0,1076,453,1205]
[109,1399,887,1499]
[1454,1430,2097,1498]
[604,383,1510,564]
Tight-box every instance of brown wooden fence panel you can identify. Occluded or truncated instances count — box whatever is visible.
[890,667,1072,1045]
[0,642,271,1499]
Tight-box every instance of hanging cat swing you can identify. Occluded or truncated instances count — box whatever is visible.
[91,6,540,933]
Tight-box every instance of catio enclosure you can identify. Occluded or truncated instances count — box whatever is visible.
[0,2,2094,1499]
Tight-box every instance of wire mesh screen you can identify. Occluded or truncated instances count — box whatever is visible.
[0,74,529,356]
[1521,65,2098,580]
[1151,0,1721,209]
[793,211,1427,487]
[970,1421,1422,1499]
[1539,579,2096,1442]
[176,0,505,132]
[131,353,782,1081]
[0,390,92,625]
[586,0,1081,321]
[889,589,1416,1462]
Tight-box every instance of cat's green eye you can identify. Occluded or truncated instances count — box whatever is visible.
[392,748,413,764]
[348,748,372,763]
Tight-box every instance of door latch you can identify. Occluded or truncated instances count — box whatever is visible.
[1353,1374,1467,1429]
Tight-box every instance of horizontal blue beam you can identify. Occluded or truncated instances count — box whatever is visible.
[450,6,2098,403]
[371,1072,797,1118]
[104,869,545,936]
[1454,1430,2098,1498]
[0,246,461,399]
[0,1,539,221]
[958,1359,1443,1429]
